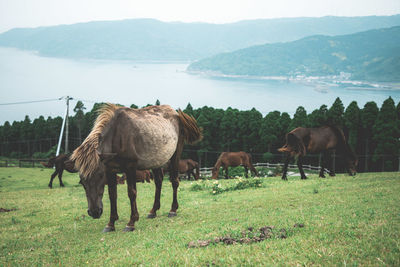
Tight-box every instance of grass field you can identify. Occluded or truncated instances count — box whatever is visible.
[0,167,399,266]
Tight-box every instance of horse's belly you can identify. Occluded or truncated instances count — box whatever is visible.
[135,121,179,169]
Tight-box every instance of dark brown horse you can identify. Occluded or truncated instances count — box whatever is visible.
[278,125,358,180]
[70,104,202,232]
[41,154,77,188]
[211,151,258,179]
[178,159,200,180]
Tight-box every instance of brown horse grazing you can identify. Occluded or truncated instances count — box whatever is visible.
[116,170,153,184]
[211,151,258,179]
[41,154,77,188]
[278,125,358,180]
[179,159,200,180]
[70,104,202,232]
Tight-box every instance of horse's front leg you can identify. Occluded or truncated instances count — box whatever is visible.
[281,154,290,180]
[224,166,229,179]
[297,155,308,180]
[103,172,118,232]
[244,166,249,178]
[148,168,163,219]
[124,167,138,232]
[169,165,180,217]
[319,152,326,178]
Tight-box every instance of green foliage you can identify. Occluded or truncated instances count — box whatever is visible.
[189,26,400,82]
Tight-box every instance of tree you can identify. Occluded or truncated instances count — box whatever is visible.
[343,101,360,150]
[372,97,400,171]
[130,104,138,109]
[260,111,280,152]
[289,106,308,130]
[155,99,161,106]
[360,101,379,171]
[308,104,328,127]
[327,97,344,127]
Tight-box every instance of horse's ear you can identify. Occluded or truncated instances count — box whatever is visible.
[98,152,117,162]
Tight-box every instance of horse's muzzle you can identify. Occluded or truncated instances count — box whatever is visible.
[88,208,103,219]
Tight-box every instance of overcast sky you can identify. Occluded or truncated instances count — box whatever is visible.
[1,0,400,33]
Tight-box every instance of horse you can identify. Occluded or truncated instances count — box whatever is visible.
[211,151,258,179]
[70,104,202,232]
[116,170,153,184]
[40,154,77,188]
[278,125,358,180]
[179,159,200,180]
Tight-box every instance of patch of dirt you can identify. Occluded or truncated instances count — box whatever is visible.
[188,223,305,248]
[0,208,17,213]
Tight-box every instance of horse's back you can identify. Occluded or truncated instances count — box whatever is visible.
[100,105,180,170]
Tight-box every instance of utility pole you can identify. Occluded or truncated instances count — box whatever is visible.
[65,96,73,154]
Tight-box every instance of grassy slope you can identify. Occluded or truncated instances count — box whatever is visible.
[0,168,399,266]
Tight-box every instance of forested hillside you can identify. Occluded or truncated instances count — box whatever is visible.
[0,98,399,172]
[0,16,400,60]
[188,26,400,82]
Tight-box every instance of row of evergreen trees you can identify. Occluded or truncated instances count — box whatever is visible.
[0,97,399,172]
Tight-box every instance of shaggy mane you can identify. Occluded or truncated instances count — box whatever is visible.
[70,103,122,179]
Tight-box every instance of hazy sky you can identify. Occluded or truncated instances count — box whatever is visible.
[1,0,400,33]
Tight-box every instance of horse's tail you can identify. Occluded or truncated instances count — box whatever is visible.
[328,125,357,161]
[177,109,203,144]
[278,132,306,156]
[41,156,56,168]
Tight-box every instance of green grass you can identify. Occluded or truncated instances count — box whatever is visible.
[0,168,399,266]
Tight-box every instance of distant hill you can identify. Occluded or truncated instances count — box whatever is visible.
[188,26,400,82]
[0,16,400,61]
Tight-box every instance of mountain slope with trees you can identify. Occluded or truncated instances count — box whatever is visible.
[188,26,400,82]
[0,16,400,60]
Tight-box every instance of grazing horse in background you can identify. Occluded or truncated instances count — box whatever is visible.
[278,125,358,180]
[70,104,202,232]
[116,170,153,184]
[179,159,200,180]
[211,151,258,179]
[41,154,77,188]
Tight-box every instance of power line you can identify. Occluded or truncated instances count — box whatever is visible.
[0,98,62,106]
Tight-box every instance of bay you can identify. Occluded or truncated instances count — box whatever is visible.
[0,47,399,124]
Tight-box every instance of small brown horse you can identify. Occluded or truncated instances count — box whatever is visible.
[41,154,77,188]
[179,159,200,180]
[116,170,153,184]
[70,104,202,232]
[278,125,358,180]
[211,151,258,179]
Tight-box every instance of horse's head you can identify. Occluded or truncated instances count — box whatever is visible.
[79,166,107,219]
[346,156,358,176]
[211,167,219,179]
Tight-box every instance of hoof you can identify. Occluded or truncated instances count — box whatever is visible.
[168,212,177,218]
[281,177,288,181]
[147,213,157,219]
[319,175,326,178]
[60,184,65,187]
[103,226,115,233]
[301,176,308,180]
[123,226,135,232]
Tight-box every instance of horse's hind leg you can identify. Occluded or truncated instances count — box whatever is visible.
[48,170,58,188]
[148,168,163,219]
[104,171,118,232]
[125,166,138,232]
[281,154,290,180]
[58,168,65,187]
[297,155,307,180]
[168,139,184,217]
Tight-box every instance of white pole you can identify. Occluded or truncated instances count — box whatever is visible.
[56,105,68,156]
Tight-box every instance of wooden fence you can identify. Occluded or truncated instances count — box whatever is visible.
[0,159,47,168]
